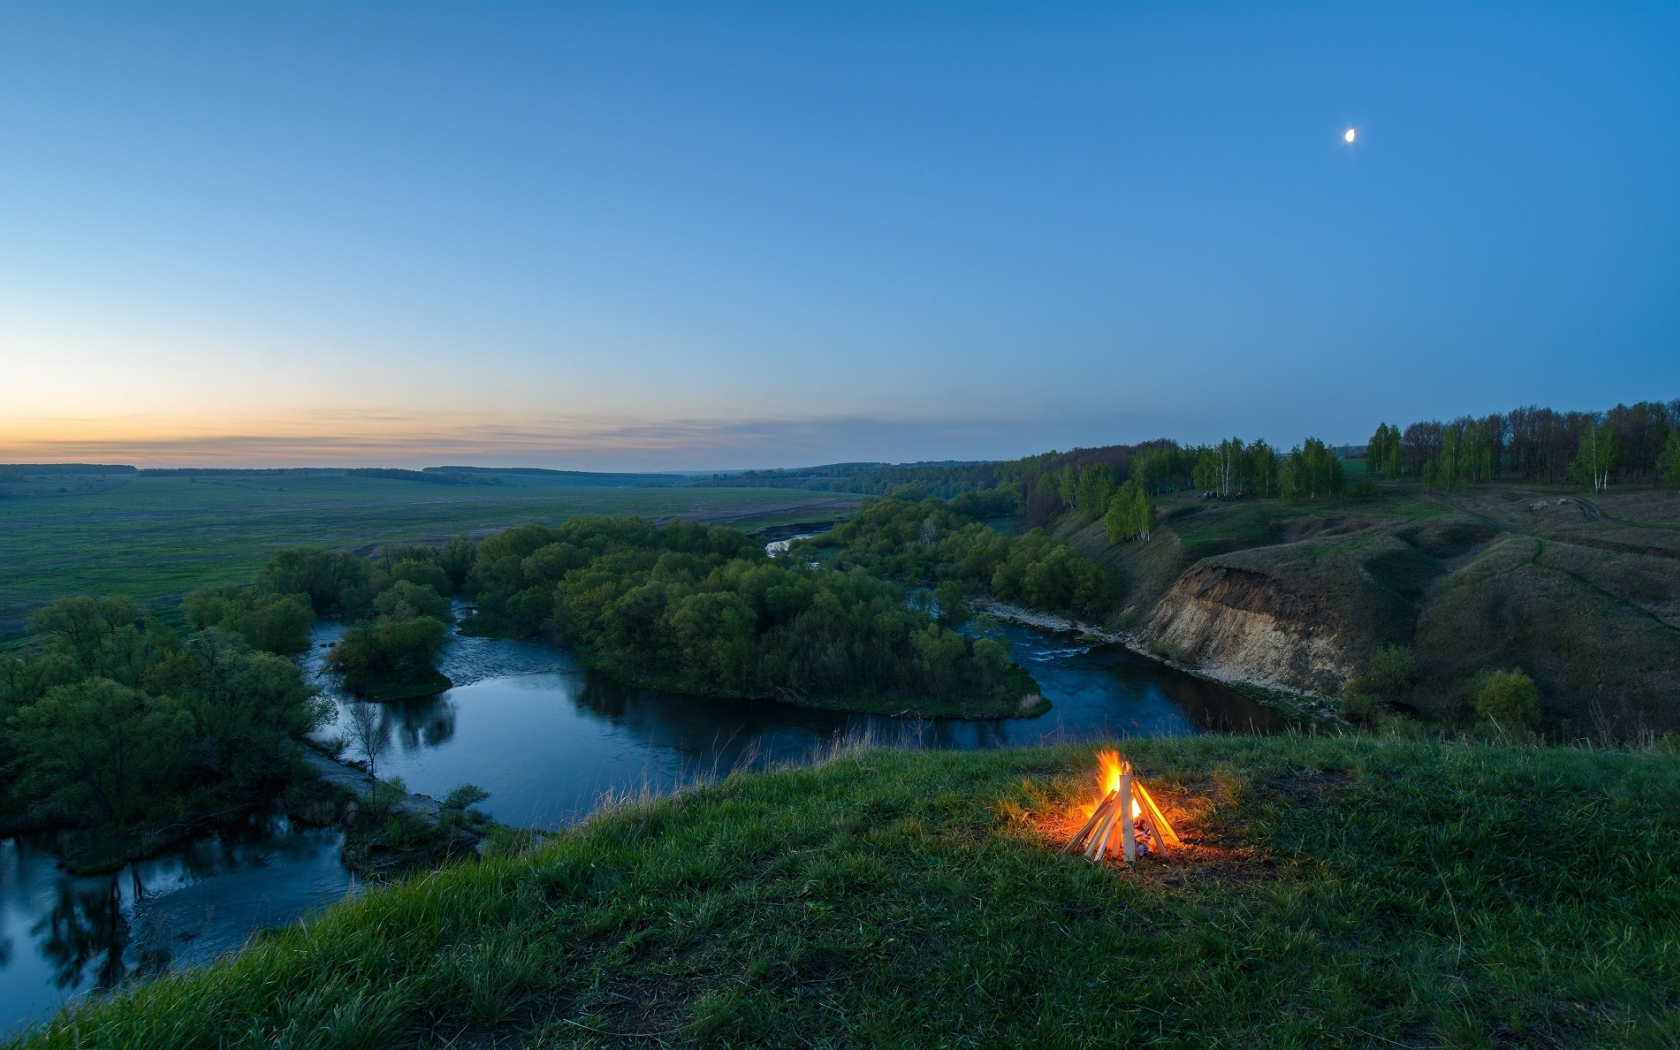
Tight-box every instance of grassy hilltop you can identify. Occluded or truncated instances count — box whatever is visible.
[14,733,1679,1048]
[1061,482,1680,737]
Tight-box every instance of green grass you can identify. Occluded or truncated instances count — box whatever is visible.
[16,733,1678,1048]
[0,474,859,641]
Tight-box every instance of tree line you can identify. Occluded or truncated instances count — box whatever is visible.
[1367,400,1680,491]
[460,517,1040,716]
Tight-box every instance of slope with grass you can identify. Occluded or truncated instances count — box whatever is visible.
[12,734,1677,1048]
[1065,484,1680,735]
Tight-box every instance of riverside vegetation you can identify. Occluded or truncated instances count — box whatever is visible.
[460,516,1043,717]
[0,511,1062,875]
[11,733,1678,1047]
[0,596,331,870]
[0,539,488,872]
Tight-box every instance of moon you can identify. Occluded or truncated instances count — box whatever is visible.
[1344,128,1357,144]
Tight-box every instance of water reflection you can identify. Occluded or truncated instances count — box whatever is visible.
[0,821,356,1036]
[318,619,1285,830]
[33,881,132,993]
[385,694,459,753]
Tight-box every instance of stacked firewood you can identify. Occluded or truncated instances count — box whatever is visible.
[1060,757,1180,863]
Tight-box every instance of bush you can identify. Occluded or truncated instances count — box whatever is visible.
[1148,639,1187,663]
[1338,685,1377,724]
[1365,645,1420,696]
[1471,668,1541,727]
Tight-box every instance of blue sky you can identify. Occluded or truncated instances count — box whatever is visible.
[2,2,1676,469]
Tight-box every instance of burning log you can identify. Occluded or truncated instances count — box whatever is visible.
[1059,790,1117,855]
[1062,751,1178,864]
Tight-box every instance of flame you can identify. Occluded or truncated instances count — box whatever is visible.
[1080,750,1142,819]
[1096,749,1125,795]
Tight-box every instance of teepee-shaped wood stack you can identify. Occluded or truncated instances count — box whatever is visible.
[1060,753,1180,863]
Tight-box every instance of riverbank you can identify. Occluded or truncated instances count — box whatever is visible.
[14,733,1678,1047]
[976,598,1342,725]
[296,744,539,881]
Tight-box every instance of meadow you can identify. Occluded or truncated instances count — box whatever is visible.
[13,733,1678,1047]
[0,472,858,643]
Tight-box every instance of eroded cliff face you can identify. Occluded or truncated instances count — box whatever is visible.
[1144,565,1359,695]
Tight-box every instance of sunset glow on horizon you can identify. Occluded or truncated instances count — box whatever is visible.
[3,4,1676,470]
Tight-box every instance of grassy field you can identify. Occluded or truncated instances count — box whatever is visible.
[0,473,859,642]
[12,732,1677,1048]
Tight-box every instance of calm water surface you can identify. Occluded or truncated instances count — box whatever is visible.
[313,618,1282,829]
[2,611,1280,1033]
[0,818,355,1036]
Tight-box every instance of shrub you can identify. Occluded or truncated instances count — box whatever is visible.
[1339,686,1379,725]
[1365,645,1420,696]
[1148,639,1187,663]
[1472,668,1541,727]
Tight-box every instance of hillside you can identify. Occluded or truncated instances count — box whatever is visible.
[13,736,1677,1047]
[1063,483,1680,736]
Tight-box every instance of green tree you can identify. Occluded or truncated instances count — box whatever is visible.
[440,534,478,590]
[1191,447,1219,494]
[183,586,314,655]
[1104,481,1155,544]
[1569,417,1619,493]
[933,581,970,629]
[29,596,143,670]
[1075,464,1117,522]
[390,561,453,601]
[8,678,193,824]
[1366,424,1397,480]
[1280,438,1345,501]
[327,616,450,697]
[257,547,373,614]
[1245,439,1279,497]
[1658,430,1680,493]
[375,580,453,622]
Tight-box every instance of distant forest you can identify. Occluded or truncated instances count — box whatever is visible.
[688,399,1680,520]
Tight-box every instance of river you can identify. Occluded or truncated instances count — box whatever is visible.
[1,608,1281,1035]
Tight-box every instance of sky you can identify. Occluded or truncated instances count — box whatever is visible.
[1,2,1677,470]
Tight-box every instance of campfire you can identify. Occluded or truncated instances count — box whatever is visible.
[1060,750,1180,863]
